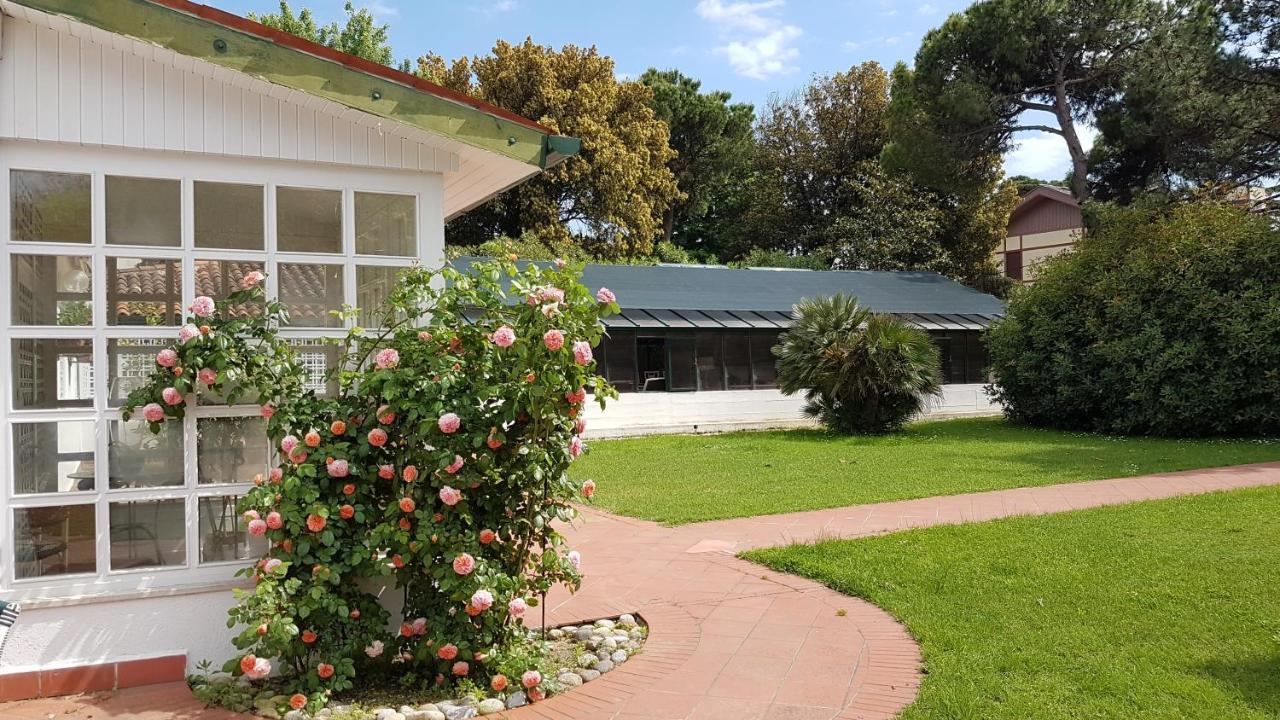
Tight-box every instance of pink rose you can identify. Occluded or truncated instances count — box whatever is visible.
[260,404,275,419]
[542,287,564,303]
[156,349,178,368]
[543,329,564,351]
[521,670,542,688]
[189,295,216,318]
[198,368,217,385]
[364,640,384,658]
[596,287,616,304]
[452,661,469,677]
[161,387,183,406]
[437,643,457,659]
[569,436,584,458]
[439,485,462,506]
[554,258,567,269]
[508,597,527,618]
[327,459,349,478]
[142,403,165,423]
[245,657,271,680]
[247,519,267,536]
[243,509,261,522]
[575,418,586,434]
[582,479,596,498]
[178,324,201,343]
[269,468,283,483]
[266,511,283,530]
[492,325,516,348]
[568,550,582,570]
[452,553,475,576]
[289,448,308,464]
[470,589,493,612]
[565,387,587,405]
[241,270,265,289]
[263,558,282,573]
[445,455,464,475]
[572,341,593,366]
[411,617,427,635]
[438,413,460,434]
[375,348,399,369]
[368,428,388,447]
[280,435,300,454]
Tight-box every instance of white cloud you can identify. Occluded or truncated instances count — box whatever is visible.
[361,0,398,17]
[916,3,936,15]
[472,0,516,15]
[697,0,802,79]
[1003,125,1097,179]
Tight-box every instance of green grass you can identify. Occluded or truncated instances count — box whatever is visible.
[573,417,1280,524]
[746,487,1280,720]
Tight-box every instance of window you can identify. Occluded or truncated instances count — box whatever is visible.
[1004,250,1023,281]
[602,331,637,393]
[695,334,724,391]
[723,334,752,390]
[750,333,779,388]
[3,155,422,595]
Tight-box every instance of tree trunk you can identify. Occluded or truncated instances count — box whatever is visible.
[661,209,675,245]
[1053,66,1092,202]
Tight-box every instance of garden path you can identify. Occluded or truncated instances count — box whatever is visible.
[4,460,1278,720]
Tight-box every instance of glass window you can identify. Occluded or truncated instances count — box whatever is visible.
[197,417,269,485]
[10,254,93,326]
[935,333,964,385]
[750,333,779,388]
[11,338,94,410]
[288,339,341,397]
[109,419,184,489]
[110,499,186,570]
[280,263,344,328]
[199,495,267,563]
[667,336,697,392]
[195,259,265,318]
[13,505,96,579]
[603,331,637,393]
[965,331,989,384]
[277,187,341,254]
[107,257,182,326]
[355,192,415,256]
[10,170,91,244]
[12,421,96,494]
[723,334,752,390]
[105,176,180,247]
[696,334,724,391]
[107,338,169,408]
[195,181,264,250]
[356,265,404,327]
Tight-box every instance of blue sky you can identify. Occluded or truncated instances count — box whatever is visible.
[214,0,1084,179]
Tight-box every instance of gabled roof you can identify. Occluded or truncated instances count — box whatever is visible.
[1012,185,1079,216]
[6,0,580,172]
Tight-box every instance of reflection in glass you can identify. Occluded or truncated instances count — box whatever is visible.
[356,265,405,328]
[280,263,344,328]
[13,505,96,579]
[11,170,91,244]
[10,254,93,326]
[11,338,94,410]
[750,333,780,388]
[12,421,96,494]
[197,417,269,485]
[195,259,265,318]
[110,499,186,570]
[106,176,181,247]
[724,334,752,390]
[277,187,342,253]
[108,338,169,407]
[109,419,183,489]
[199,495,268,563]
[696,334,725,391]
[195,181,264,250]
[107,257,182,326]
[355,192,415,256]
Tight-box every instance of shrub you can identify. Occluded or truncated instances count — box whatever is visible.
[122,258,619,710]
[775,294,942,434]
[986,201,1280,436]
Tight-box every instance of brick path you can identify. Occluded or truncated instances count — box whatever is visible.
[4,461,1278,720]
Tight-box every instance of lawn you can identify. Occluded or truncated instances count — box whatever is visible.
[746,486,1280,720]
[574,417,1280,524]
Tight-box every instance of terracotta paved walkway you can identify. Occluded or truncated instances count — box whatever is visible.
[5,461,1279,720]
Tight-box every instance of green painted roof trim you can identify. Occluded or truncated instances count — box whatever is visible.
[15,0,580,169]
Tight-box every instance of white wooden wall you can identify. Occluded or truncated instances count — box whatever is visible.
[0,9,460,174]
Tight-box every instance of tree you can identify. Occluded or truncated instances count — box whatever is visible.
[1006,175,1070,195]
[639,69,755,253]
[417,42,680,256]
[775,294,943,435]
[248,1,399,67]
[884,0,1170,201]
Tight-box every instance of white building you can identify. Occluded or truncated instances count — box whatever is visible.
[0,0,578,699]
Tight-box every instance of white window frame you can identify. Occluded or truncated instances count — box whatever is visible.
[0,142,444,601]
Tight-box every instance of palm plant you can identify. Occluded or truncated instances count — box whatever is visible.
[775,293,943,434]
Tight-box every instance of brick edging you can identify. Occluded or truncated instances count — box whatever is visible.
[0,654,187,702]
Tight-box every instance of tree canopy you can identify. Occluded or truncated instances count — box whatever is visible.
[248,1,399,68]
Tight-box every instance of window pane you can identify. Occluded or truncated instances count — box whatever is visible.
[110,499,186,570]
[933,333,962,385]
[11,170,91,244]
[11,338,94,410]
[195,181,264,250]
[724,334,752,390]
[12,421,96,494]
[195,259,265,318]
[356,265,405,327]
[750,333,779,388]
[667,336,696,391]
[105,176,180,247]
[280,263,344,327]
[696,334,724,391]
[109,418,183,489]
[197,417,269,485]
[277,187,341,253]
[603,331,637,393]
[199,495,267,563]
[288,339,341,397]
[14,505,96,579]
[107,338,168,408]
[965,331,989,384]
[355,192,415,256]
[10,254,93,326]
[107,257,182,326]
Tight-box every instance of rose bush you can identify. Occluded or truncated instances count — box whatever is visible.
[123,258,618,711]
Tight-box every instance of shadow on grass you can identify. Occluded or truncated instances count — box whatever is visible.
[1200,652,1280,715]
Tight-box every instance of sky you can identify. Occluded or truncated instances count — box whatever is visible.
[213,0,1087,180]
